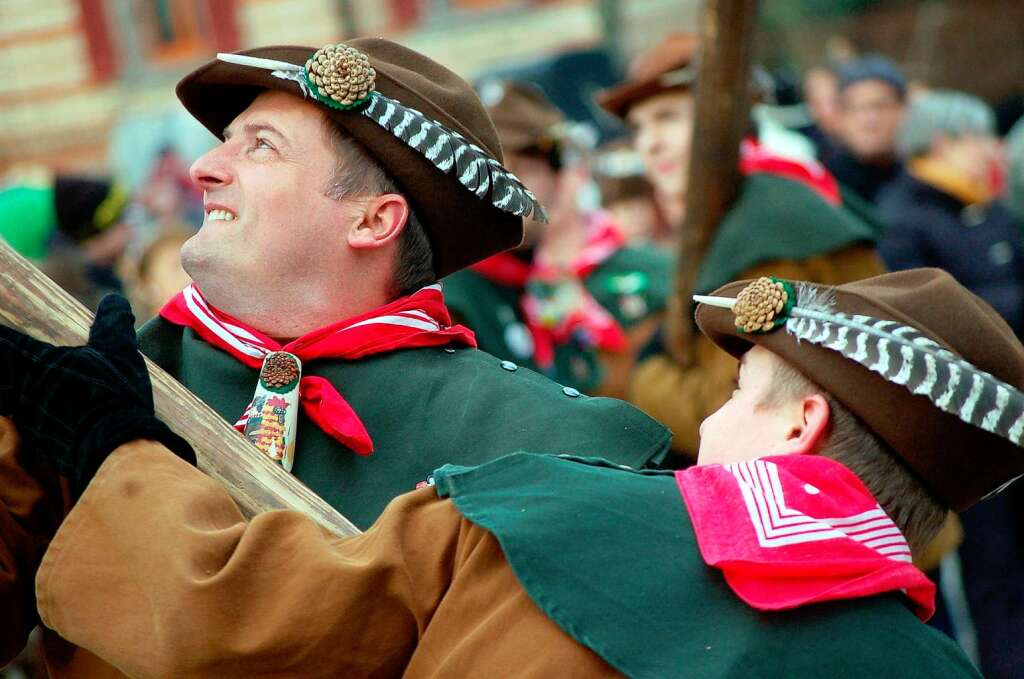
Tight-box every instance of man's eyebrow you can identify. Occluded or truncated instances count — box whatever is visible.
[223,122,289,144]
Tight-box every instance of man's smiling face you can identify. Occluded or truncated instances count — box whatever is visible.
[181,90,362,302]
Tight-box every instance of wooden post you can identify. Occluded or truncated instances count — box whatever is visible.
[0,239,360,538]
[664,0,759,365]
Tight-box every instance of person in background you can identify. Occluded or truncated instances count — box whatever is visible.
[443,82,674,398]
[596,32,885,460]
[0,172,133,309]
[0,173,130,264]
[877,90,1024,679]
[878,91,1023,334]
[821,55,907,204]
[592,143,665,246]
[800,63,843,155]
[1004,115,1024,223]
[130,228,194,320]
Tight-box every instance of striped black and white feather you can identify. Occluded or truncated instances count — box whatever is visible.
[783,302,1024,449]
[361,93,548,223]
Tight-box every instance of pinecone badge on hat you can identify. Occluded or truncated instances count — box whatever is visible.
[304,43,376,110]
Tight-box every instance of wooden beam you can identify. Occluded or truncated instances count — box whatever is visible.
[0,239,360,538]
[664,0,759,364]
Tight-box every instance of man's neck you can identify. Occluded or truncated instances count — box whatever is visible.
[659,191,685,228]
[199,282,392,340]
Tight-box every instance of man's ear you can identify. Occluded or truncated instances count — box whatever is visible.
[781,394,831,455]
[347,194,409,250]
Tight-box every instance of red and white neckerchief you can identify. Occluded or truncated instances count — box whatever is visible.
[471,251,533,289]
[525,213,629,368]
[740,137,843,206]
[470,215,630,369]
[160,283,476,455]
[474,213,624,369]
[676,454,935,621]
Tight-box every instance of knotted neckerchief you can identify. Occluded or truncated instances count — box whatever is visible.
[677,454,935,620]
[740,137,842,206]
[160,283,476,455]
[472,213,629,369]
[470,250,533,289]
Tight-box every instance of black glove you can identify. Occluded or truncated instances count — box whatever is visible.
[0,295,194,496]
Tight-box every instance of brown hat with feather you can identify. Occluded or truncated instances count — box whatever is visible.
[695,268,1024,511]
[176,39,546,279]
[482,81,565,158]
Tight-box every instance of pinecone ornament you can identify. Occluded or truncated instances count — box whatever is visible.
[733,277,790,333]
[261,352,300,389]
[305,43,376,109]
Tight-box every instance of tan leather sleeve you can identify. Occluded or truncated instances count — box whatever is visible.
[36,442,466,679]
[0,416,70,665]
[628,245,887,459]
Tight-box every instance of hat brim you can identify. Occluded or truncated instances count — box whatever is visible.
[696,271,1024,511]
[176,45,523,279]
[596,75,695,119]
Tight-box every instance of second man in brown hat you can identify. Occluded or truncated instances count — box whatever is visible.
[444,81,674,399]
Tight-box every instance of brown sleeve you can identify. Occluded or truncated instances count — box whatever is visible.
[629,245,887,459]
[36,442,465,679]
[594,313,663,401]
[0,416,71,665]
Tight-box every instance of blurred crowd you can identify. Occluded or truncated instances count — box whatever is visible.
[3,29,1024,679]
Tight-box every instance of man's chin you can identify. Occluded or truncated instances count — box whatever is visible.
[179,236,228,287]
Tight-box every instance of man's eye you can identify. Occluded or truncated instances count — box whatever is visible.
[255,137,273,150]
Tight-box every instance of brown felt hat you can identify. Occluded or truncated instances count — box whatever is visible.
[696,268,1024,511]
[483,81,565,156]
[596,33,700,118]
[176,39,534,278]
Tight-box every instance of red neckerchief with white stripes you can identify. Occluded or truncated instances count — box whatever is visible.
[525,213,629,368]
[469,215,630,369]
[159,283,476,455]
[676,454,935,620]
[739,137,842,206]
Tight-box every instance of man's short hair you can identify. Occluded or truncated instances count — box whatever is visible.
[897,90,996,159]
[322,120,436,298]
[762,358,947,557]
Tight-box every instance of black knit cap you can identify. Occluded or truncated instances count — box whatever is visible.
[837,55,907,99]
[53,176,129,242]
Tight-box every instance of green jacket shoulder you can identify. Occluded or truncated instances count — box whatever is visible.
[138,317,671,528]
[435,453,981,679]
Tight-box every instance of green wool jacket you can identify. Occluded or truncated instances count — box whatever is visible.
[138,318,671,528]
[434,453,981,679]
[694,173,880,295]
[443,244,674,392]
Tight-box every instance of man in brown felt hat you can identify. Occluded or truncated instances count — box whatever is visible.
[1,268,1003,676]
[0,39,674,674]
[132,39,671,528]
[443,81,674,399]
[596,33,887,460]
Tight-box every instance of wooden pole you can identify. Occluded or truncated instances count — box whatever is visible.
[0,239,360,538]
[664,0,759,365]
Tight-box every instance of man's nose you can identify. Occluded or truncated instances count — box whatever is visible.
[189,145,233,190]
[634,129,658,159]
